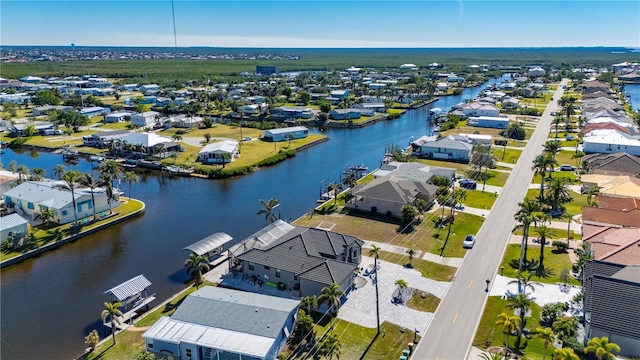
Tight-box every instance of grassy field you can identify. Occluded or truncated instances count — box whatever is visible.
[473,297,547,360]
[530,171,579,184]
[524,188,589,216]
[405,291,441,313]
[462,190,498,209]
[294,209,485,258]
[492,147,522,164]
[377,250,457,282]
[498,244,580,286]
[1,199,144,262]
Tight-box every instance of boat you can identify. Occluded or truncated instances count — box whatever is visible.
[163,165,194,176]
[61,146,79,161]
[89,155,105,162]
[428,107,443,119]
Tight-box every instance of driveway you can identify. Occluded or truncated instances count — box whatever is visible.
[337,256,450,335]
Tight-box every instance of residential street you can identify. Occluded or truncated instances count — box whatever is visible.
[412,79,569,360]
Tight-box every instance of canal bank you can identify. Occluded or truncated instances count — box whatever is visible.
[0,75,509,360]
[0,199,145,269]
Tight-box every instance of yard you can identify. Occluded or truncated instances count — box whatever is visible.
[405,291,441,313]
[498,244,580,286]
[492,147,522,164]
[294,209,485,258]
[524,188,589,216]
[377,250,457,282]
[462,190,498,209]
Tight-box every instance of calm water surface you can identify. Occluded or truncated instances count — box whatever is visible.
[625,83,640,111]
[0,76,506,359]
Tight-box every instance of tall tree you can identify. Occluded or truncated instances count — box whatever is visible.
[584,336,621,360]
[53,170,83,225]
[508,271,542,295]
[406,248,416,268]
[553,347,579,360]
[506,292,532,350]
[318,283,344,317]
[536,225,552,270]
[123,171,139,200]
[98,160,123,214]
[535,327,555,360]
[318,333,342,360]
[327,182,343,205]
[496,312,519,353]
[101,302,123,344]
[532,154,554,200]
[547,177,572,212]
[256,198,280,224]
[80,173,105,221]
[184,254,210,289]
[299,295,318,315]
[515,199,540,272]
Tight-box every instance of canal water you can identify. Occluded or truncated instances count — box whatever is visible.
[624,83,640,111]
[0,75,508,359]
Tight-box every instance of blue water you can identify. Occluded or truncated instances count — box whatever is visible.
[624,83,640,111]
[0,75,508,360]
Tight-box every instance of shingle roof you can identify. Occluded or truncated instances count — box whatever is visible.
[584,153,640,176]
[584,227,640,265]
[581,207,640,228]
[171,286,298,339]
[351,176,438,204]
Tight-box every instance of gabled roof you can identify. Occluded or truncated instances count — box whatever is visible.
[104,274,152,301]
[3,181,87,210]
[584,227,640,265]
[582,207,640,228]
[351,176,438,204]
[584,153,640,176]
[119,132,172,148]
[373,161,456,182]
[199,140,239,154]
[421,136,474,151]
[184,232,233,256]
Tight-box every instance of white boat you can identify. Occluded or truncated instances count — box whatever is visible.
[89,155,105,162]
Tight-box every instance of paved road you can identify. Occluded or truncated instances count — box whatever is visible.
[412,79,569,360]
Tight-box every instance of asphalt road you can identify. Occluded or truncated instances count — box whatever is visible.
[412,79,569,360]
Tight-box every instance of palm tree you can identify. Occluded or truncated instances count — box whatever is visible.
[584,336,621,360]
[30,167,46,181]
[506,292,532,350]
[184,253,210,289]
[368,244,381,265]
[39,207,54,226]
[300,295,318,315]
[563,212,579,241]
[16,165,29,183]
[508,271,542,295]
[256,198,280,224]
[532,154,549,200]
[53,164,66,180]
[584,186,600,206]
[535,327,555,360]
[478,352,506,360]
[171,134,182,142]
[80,173,105,221]
[553,116,563,139]
[53,170,83,225]
[552,316,578,342]
[318,283,344,317]
[547,177,572,212]
[318,333,342,359]
[220,152,232,168]
[327,182,342,205]
[395,279,408,297]
[544,140,561,171]
[536,225,552,270]
[515,198,540,272]
[101,302,123,344]
[406,248,416,268]
[342,171,358,190]
[496,312,519,353]
[553,347,579,360]
[98,160,123,214]
[123,171,138,200]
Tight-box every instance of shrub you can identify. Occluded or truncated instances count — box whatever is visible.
[552,240,569,252]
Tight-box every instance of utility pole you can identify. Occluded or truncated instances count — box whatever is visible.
[375,252,380,334]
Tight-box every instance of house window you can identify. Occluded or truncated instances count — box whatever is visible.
[147,343,154,349]
[264,265,271,270]
[62,210,68,216]
[185,349,192,358]
[28,202,35,210]
[275,269,281,278]
[248,262,255,271]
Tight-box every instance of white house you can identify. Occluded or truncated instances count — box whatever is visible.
[410,135,474,161]
[468,116,510,129]
[198,140,239,164]
[104,112,132,123]
[79,106,110,118]
[400,63,418,70]
[165,115,203,129]
[262,126,309,142]
[3,181,121,225]
[239,103,268,115]
[118,132,177,153]
[583,129,640,156]
[527,67,546,76]
[0,213,30,241]
[436,82,449,91]
[461,102,500,118]
[131,111,160,128]
[143,286,299,360]
[270,106,313,120]
[139,84,160,93]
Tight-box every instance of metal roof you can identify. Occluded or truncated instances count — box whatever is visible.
[184,232,233,256]
[228,220,295,255]
[0,213,29,229]
[104,274,152,301]
[143,316,275,358]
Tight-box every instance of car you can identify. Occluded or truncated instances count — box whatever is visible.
[242,137,252,141]
[565,135,576,141]
[53,129,63,135]
[546,209,563,218]
[550,111,556,116]
[559,164,576,171]
[463,234,476,249]
[459,179,477,189]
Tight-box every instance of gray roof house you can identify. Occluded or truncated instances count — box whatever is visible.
[346,176,438,217]
[373,161,456,182]
[233,226,364,299]
[143,286,299,360]
[582,260,640,358]
[411,135,474,162]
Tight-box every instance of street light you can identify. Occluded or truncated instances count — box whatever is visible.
[485,279,491,293]
[413,328,420,343]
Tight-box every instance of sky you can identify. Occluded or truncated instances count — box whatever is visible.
[1,1,639,48]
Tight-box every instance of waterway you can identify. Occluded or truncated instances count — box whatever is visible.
[0,75,508,359]
[624,83,640,111]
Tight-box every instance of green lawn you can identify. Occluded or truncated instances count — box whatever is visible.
[377,250,457,282]
[473,297,547,360]
[531,171,579,185]
[416,158,470,172]
[524,188,589,216]
[1,199,145,262]
[492,147,522,164]
[462,190,498,209]
[498,244,580,286]
[466,170,510,187]
[96,122,131,130]
[406,291,441,313]
[513,225,582,241]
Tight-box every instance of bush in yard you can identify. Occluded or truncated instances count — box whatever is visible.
[552,240,569,252]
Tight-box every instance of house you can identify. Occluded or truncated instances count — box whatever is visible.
[0,213,30,241]
[262,126,309,142]
[131,111,160,128]
[527,67,546,76]
[165,115,203,129]
[411,135,473,162]
[118,84,138,91]
[79,106,110,118]
[32,105,73,116]
[436,82,449,91]
[330,90,349,99]
[270,106,314,120]
[582,129,640,156]
[467,116,510,129]
[582,260,640,358]
[582,80,611,94]
[239,103,267,115]
[501,97,520,110]
[329,108,374,120]
[461,102,500,118]
[581,175,640,199]
[233,226,363,298]
[582,204,640,228]
[3,181,121,225]
[139,84,160,93]
[0,92,31,104]
[82,130,130,148]
[400,63,418,70]
[143,286,299,360]
[373,161,456,183]
[198,140,239,164]
[256,65,279,75]
[117,132,179,154]
[346,176,438,216]
[104,112,132,123]
[0,170,19,195]
[19,75,45,83]
[582,121,636,136]
[583,227,640,265]
[583,153,640,176]
[10,121,55,136]
[452,133,492,146]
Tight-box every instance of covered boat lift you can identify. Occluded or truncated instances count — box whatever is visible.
[184,232,234,261]
[103,274,156,327]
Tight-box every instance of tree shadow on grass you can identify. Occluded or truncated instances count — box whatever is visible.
[359,332,380,360]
